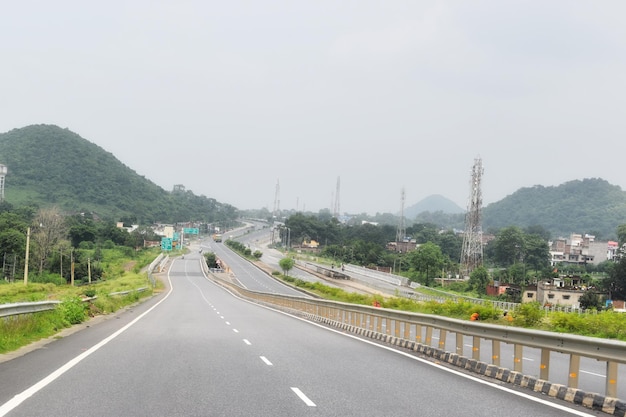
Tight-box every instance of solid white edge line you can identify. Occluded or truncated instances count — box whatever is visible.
[291,387,316,406]
[209,279,597,417]
[580,370,605,378]
[0,263,176,417]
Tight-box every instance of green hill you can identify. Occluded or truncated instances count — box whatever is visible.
[483,178,626,239]
[0,124,238,224]
[405,194,465,218]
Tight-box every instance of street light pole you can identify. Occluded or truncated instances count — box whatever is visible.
[23,227,30,285]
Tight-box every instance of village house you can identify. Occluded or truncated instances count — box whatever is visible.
[549,233,619,267]
[522,276,590,308]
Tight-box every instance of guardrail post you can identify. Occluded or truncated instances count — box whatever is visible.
[606,361,618,398]
[472,336,480,360]
[567,355,580,389]
[438,329,447,350]
[425,326,433,346]
[415,324,422,344]
[514,344,523,372]
[540,348,550,381]
[195,281,626,396]
[492,340,501,367]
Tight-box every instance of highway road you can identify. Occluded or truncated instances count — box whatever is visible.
[220,225,626,400]
[0,251,600,416]
[203,226,345,290]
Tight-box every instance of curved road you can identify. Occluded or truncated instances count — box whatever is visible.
[222,225,625,400]
[0,254,597,416]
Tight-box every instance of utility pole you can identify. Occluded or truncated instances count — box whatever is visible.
[23,227,30,285]
[273,179,280,220]
[333,176,341,218]
[396,188,406,245]
[70,248,75,286]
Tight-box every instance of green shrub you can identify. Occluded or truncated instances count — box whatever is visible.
[446,282,469,292]
[58,296,87,325]
[514,302,544,327]
[83,288,96,298]
[29,273,66,286]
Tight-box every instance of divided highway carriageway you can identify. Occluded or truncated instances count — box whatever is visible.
[0,247,622,416]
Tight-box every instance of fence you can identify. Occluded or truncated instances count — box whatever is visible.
[209,274,626,401]
[0,301,61,318]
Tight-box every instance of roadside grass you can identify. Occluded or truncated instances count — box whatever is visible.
[0,311,69,353]
[0,248,163,354]
[276,272,626,341]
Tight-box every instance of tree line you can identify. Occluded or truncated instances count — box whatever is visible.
[280,213,626,301]
[0,201,162,285]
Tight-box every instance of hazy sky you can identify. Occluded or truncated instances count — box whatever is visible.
[2,1,625,215]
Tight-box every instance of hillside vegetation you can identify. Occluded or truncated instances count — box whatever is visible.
[482,179,626,239]
[0,125,237,224]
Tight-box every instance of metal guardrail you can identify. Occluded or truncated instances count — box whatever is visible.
[0,301,61,318]
[1,254,165,319]
[1,288,150,319]
[210,276,625,400]
[109,287,148,296]
[147,253,167,287]
[344,264,406,286]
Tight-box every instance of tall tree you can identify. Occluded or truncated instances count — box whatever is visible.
[278,257,295,277]
[468,266,490,294]
[605,256,626,300]
[523,234,550,273]
[492,226,525,267]
[435,230,463,263]
[407,242,444,286]
[31,207,66,274]
[0,212,29,255]
[617,224,626,247]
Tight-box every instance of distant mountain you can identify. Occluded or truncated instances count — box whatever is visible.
[0,124,238,224]
[483,178,626,239]
[405,194,465,218]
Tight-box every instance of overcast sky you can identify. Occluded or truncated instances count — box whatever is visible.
[2,1,625,215]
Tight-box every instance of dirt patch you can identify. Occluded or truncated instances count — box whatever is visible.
[123,261,137,272]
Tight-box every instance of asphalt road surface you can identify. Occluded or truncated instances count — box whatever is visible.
[0,256,598,417]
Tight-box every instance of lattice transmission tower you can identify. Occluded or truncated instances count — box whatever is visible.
[396,187,406,243]
[273,179,280,219]
[0,164,6,202]
[333,177,341,218]
[460,157,484,277]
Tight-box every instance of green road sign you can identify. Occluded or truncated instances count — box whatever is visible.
[161,237,173,251]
